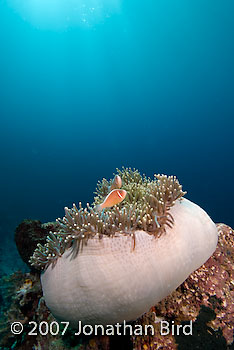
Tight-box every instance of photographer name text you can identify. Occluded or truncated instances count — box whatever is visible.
[11,320,193,336]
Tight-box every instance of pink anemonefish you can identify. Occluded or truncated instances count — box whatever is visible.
[109,175,122,191]
[96,189,127,211]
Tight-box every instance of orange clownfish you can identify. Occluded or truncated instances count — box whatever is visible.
[96,189,127,211]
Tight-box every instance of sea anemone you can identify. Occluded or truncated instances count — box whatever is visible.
[30,168,218,326]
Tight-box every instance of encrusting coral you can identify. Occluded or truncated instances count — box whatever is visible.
[30,168,186,269]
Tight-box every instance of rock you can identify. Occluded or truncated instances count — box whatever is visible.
[132,224,234,349]
[14,220,59,268]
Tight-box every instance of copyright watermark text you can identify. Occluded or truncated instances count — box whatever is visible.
[11,320,193,336]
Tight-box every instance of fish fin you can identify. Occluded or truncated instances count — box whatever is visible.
[94,204,103,212]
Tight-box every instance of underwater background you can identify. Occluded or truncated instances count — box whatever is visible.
[0,0,234,273]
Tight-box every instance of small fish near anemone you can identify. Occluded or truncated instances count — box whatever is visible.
[95,188,127,211]
[30,167,218,326]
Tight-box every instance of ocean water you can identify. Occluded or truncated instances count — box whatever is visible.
[0,0,234,269]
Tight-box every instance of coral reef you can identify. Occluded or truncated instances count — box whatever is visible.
[132,224,234,349]
[0,224,233,350]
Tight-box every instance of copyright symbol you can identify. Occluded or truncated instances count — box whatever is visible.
[11,322,23,335]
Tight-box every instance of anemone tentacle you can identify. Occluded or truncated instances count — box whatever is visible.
[30,167,186,269]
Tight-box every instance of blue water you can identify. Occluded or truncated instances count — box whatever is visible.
[0,0,234,254]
